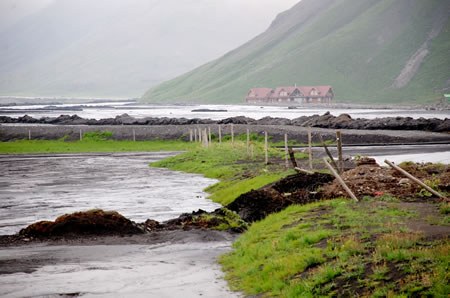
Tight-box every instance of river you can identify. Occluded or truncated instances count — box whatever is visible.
[0,152,239,297]
[1,102,448,120]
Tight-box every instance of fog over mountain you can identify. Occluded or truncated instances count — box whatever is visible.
[0,0,298,98]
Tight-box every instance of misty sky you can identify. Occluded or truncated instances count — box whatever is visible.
[0,0,300,33]
[0,0,302,97]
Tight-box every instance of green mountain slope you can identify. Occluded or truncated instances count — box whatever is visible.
[142,0,450,104]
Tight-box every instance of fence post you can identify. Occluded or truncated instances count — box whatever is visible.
[336,130,344,173]
[189,129,193,142]
[323,157,358,202]
[265,131,268,165]
[308,127,313,170]
[219,125,222,144]
[198,127,202,143]
[28,129,31,140]
[285,133,289,169]
[319,134,338,171]
[133,129,136,142]
[194,129,197,142]
[80,129,82,141]
[385,160,448,201]
[208,127,211,145]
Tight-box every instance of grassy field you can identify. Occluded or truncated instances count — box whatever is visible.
[220,199,449,297]
[0,139,198,154]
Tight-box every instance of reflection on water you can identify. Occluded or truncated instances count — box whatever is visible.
[0,152,221,235]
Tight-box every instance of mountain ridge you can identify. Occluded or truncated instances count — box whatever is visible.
[143,0,450,104]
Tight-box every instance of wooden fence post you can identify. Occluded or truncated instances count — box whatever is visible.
[336,130,344,173]
[208,127,211,145]
[288,148,298,168]
[80,129,82,141]
[28,129,31,140]
[265,131,268,165]
[198,127,202,143]
[219,125,222,144]
[308,127,313,170]
[189,129,193,142]
[385,160,448,201]
[285,133,289,169]
[319,134,338,171]
[323,157,358,202]
[194,129,197,142]
[133,129,136,142]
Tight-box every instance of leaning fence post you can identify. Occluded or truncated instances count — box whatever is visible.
[288,148,298,168]
[308,127,313,170]
[264,131,268,165]
[319,134,338,171]
[385,160,448,201]
[336,130,344,173]
[323,157,358,202]
[284,133,289,169]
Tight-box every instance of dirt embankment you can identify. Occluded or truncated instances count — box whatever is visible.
[1,111,449,132]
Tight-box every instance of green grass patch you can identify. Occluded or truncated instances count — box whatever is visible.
[220,199,449,297]
[151,141,295,205]
[0,139,199,154]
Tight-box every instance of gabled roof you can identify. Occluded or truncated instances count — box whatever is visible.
[298,86,333,96]
[272,86,299,96]
[247,88,273,98]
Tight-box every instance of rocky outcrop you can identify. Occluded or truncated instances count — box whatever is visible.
[1,112,449,132]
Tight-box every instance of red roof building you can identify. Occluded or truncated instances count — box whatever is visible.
[245,85,334,104]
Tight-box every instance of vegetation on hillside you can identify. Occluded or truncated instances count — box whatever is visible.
[143,0,450,104]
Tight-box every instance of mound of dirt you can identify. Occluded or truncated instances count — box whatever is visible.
[322,162,450,200]
[19,209,144,237]
[227,172,334,222]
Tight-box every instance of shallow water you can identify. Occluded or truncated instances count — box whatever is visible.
[1,102,448,120]
[0,152,221,235]
[0,240,237,297]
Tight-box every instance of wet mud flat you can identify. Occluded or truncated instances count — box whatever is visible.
[0,230,237,297]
